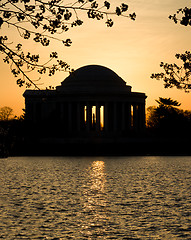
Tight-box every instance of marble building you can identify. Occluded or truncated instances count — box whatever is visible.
[23,65,147,137]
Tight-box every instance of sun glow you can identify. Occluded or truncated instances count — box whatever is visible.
[1,0,191,116]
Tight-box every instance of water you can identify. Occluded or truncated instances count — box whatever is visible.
[0,156,191,239]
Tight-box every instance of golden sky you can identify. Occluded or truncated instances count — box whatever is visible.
[0,0,191,116]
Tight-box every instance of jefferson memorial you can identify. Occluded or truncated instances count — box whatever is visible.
[24,65,147,138]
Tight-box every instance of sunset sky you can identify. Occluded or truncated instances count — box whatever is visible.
[0,0,191,116]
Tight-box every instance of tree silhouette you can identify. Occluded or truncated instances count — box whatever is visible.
[151,6,191,92]
[0,0,136,89]
[169,7,191,27]
[155,97,181,107]
[0,106,13,121]
[147,97,181,135]
[147,97,191,137]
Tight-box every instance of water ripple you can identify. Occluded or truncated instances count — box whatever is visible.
[0,156,191,239]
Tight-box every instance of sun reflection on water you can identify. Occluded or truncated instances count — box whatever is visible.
[90,160,105,192]
[81,160,109,237]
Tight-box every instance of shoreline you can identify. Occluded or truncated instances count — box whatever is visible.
[7,136,191,157]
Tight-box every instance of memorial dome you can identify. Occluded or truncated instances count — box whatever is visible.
[56,65,131,93]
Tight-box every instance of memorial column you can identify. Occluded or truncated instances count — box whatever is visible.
[126,103,131,131]
[77,103,81,132]
[96,103,100,132]
[133,104,138,131]
[87,103,92,132]
[122,102,125,132]
[32,102,36,123]
[104,102,109,132]
[113,102,117,133]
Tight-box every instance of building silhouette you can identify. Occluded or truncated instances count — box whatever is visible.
[24,65,147,139]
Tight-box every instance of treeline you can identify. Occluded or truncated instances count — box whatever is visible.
[0,107,25,157]
[147,97,191,137]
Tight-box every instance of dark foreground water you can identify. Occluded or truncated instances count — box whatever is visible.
[0,156,191,239]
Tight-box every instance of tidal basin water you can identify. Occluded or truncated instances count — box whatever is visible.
[0,156,191,239]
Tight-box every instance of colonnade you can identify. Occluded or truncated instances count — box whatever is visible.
[61,102,102,134]
[27,100,145,136]
[60,101,145,135]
